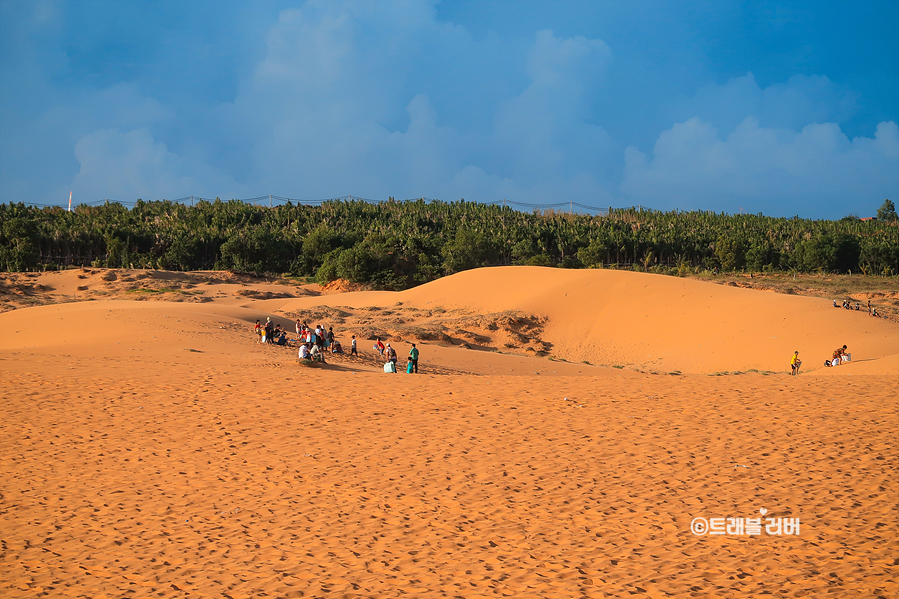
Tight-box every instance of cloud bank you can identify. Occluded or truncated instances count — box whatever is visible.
[0,0,896,218]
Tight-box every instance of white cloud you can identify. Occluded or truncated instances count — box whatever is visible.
[70,128,248,202]
[622,117,899,216]
[489,30,616,184]
[666,72,857,135]
[227,9,619,204]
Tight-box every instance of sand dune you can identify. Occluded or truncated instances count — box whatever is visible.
[266,267,899,375]
[5,266,896,374]
[1,266,897,597]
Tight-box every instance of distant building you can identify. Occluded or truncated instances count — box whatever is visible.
[860,217,877,222]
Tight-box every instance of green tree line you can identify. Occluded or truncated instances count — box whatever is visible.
[1,198,897,288]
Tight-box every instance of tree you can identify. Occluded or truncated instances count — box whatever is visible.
[300,227,342,275]
[441,228,494,274]
[876,199,897,222]
[714,235,746,271]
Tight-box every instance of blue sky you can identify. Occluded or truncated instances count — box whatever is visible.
[1,0,897,219]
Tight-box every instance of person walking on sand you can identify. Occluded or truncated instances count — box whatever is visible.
[375,338,385,356]
[867,300,872,315]
[350,335,358,356]
[409,343,419,373]
[790,351,802,376]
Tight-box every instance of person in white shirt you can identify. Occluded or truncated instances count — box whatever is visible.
[299,343,310,360]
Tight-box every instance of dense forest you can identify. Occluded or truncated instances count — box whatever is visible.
[1,198,897,289]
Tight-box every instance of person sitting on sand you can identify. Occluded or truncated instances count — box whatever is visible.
[276,331,288,346]
[790,351,802,376]
[833,300,839,308]
[310,343,325,363]
[330,339,343,354]
[298,343,311,360]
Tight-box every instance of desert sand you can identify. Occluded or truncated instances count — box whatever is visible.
[1,266,897,598]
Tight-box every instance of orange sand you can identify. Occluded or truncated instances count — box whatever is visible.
[1,266,897,598]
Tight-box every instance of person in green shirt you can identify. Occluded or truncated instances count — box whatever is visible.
[409,344,419,373]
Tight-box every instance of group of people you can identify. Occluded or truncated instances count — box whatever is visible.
[833,299,880,317]
[372,337,420,373]
[293,320,352,363]
[790,343,850,374]
[254,317,290,346]
[252,319,420,372]
[826,345,850,367]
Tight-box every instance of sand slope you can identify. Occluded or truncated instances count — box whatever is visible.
[1,266,897,598]
[1,368,896,598]
[268,267,899,374]
[5,266,896,374]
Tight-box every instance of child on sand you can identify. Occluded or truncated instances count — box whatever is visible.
[790,351,801,376]
[375,338,385,356]
[351,335,358,356]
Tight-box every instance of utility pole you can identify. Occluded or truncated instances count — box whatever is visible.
[68,191,72,212]
[270,194,272,208]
